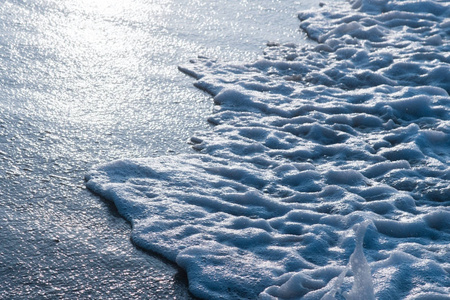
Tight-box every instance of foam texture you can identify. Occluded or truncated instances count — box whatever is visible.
[86,0,450,298]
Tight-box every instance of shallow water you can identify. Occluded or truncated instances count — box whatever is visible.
[86,0,450,299]
[0,0,315,298]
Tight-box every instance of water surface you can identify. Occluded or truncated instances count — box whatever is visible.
[0,0,314,298]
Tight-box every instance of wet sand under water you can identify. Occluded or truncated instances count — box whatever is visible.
[0,0,315,298]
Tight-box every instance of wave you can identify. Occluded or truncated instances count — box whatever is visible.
[86,0,450,299]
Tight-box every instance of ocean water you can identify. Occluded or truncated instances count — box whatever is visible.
[86,0,450,299]
[0,0,316,298]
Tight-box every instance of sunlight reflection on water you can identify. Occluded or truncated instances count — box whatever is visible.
[0,0,314,297]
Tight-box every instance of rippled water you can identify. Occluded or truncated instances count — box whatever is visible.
[0,0,314,298]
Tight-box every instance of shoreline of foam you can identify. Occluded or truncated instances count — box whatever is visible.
[87,0,450,298]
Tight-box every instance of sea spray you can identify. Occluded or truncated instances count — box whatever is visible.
[321,220,374,300]
[344,221,375,300]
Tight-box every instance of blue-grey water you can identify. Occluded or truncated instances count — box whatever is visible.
[0,0,314,298]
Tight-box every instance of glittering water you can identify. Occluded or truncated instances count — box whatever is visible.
[0,0,313,298]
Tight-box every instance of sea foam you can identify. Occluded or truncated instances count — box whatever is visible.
[86,0,450,298]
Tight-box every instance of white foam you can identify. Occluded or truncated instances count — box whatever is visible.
[86,0,450,298]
